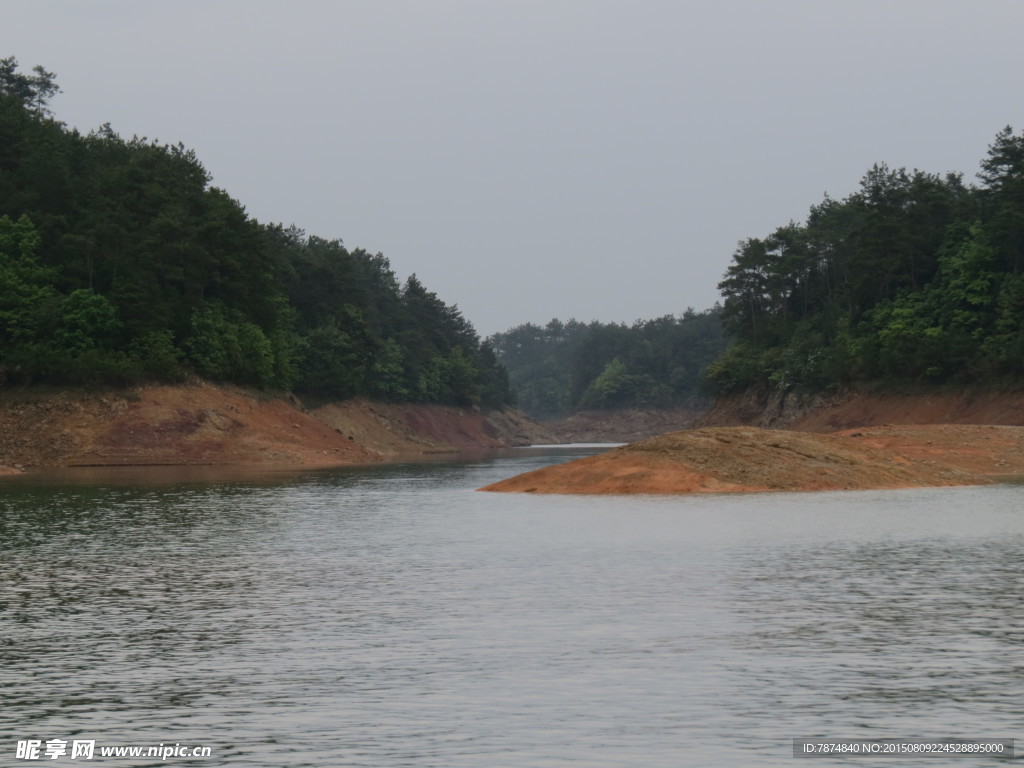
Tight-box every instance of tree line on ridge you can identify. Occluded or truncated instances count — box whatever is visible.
[486,310,727,418]
[707,127,1024,394]
[6,58,1022,417]
[0,58,512,408]
[490,127,1024,415]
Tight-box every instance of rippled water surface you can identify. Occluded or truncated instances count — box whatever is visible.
[2,447,1023,766]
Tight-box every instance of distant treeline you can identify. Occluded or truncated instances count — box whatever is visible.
[495,126,1024,416]
[708,127,1024,395]
[487,309,727,418]
[0,58,511,407]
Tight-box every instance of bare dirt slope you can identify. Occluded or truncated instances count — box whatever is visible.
[312,398,555,456]
[0,384,379,471]
[0,383,549,472]
[479,424,1024,495]
[699,389,1024,432]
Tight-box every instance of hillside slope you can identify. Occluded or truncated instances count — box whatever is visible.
[697,388,1024,432]
[0,383,549,473]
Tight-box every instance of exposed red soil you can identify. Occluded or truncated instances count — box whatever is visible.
[313,398,555,456]
[0,384,378,470]
[479,424,1024,495]
[699,388,1024,432]
[0,383,550,472]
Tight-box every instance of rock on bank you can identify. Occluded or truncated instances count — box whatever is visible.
[0,383,551,471]
[479,424,1024,494]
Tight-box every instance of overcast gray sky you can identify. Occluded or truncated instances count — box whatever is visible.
[7,0,1024,335]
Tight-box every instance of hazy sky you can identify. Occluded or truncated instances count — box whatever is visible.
[7,1,1024,335]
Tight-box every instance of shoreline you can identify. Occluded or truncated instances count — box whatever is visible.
[479,424,1024,495]
[0,383,554,474]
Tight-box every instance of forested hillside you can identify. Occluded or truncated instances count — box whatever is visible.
[707,127,1024,395]
[0,58,511,407]
[488,309,726,418]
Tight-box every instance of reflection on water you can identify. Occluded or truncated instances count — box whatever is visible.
[1,450,1022,766]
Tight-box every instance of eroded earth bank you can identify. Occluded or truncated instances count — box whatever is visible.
[0,383,554,474]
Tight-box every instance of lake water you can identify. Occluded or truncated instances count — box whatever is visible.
[1,445,1022,766]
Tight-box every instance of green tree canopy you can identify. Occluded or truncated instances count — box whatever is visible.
[489,309,726,417]
[709,126,1024,395]
[0,58,513,406]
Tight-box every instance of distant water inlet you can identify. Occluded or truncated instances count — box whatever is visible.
[1,447,1022,767]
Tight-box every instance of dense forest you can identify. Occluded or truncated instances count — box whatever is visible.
[707,127,1024,395]
[0,58,512,407]
[495,127,1024,417]
[488,309,727,418]
[8,59,1019,416]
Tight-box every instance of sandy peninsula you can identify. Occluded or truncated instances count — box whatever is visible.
[479,424,1024,494]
